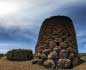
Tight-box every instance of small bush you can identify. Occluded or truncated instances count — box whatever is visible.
[6,49,33,61]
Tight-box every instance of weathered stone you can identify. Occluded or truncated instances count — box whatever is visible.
[68,53,75,59]
[35,53,41,58]
[32,58,38,64]
[54,38,63,44]
[67,47,77,55]
[38,49,43,53]
[60,42,68,49]
[53,47,60,53]
[42,44,48,49]
[37,59,44,65]
[48,51,58,60]
[39,46,44,49]
[58,59,71,68]
[41,54,47,60]
[43,49,52,55]
[44,59,55,68]
[49,41,57,49]
[59,50,68,59]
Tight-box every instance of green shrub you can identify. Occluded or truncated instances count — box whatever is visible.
[6,49,33,61]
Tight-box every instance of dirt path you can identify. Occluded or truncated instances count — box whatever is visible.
[0,57,31,70]
[0,57,86,70]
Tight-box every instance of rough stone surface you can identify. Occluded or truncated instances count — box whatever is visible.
[33,16,79,69]
[48,51,58,60]
[35,53,41,58]
[40,54,47,60]
[53,47,60,53]
[58,59,71,68]
[59,50,68,59]
[32,58,38,64]
[43,49,52,55]
[37,59,44,65]
[44,59,55,68]
[60,42,68,49]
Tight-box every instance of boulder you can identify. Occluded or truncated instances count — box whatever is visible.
[60,42,68,49]
[43,49,52,55]
[59,50,68,59]
[44,59,55,68]
[53,47,60,53]
[58,59,71,68]
[68,53,75,60]
[49,41,57,49]
[48,51,58,60]
[35,53,41,58]
[42,44,48,49]
[37,59,44,65]
[32,58,38,64]
[40,54,47,60]
[67,47,77,54]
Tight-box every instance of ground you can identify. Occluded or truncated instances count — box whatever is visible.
[0,57,86,70]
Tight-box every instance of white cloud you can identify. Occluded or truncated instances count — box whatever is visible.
[0,0,83,28]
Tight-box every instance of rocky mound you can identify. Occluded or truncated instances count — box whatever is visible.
[7,49,33,61]
[32,16,79,69]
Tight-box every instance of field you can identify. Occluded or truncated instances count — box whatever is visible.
[0,56,86,70]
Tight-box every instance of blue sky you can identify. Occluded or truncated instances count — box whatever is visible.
[0,0,85,53]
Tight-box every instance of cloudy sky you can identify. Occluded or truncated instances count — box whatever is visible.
[0,0,85,53]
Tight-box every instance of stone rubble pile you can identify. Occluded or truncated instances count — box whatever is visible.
[32,39,79,69]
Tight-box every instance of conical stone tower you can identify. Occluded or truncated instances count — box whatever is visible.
[32,16,79,69]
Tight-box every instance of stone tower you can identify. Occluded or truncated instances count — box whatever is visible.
[33,16,79,69]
